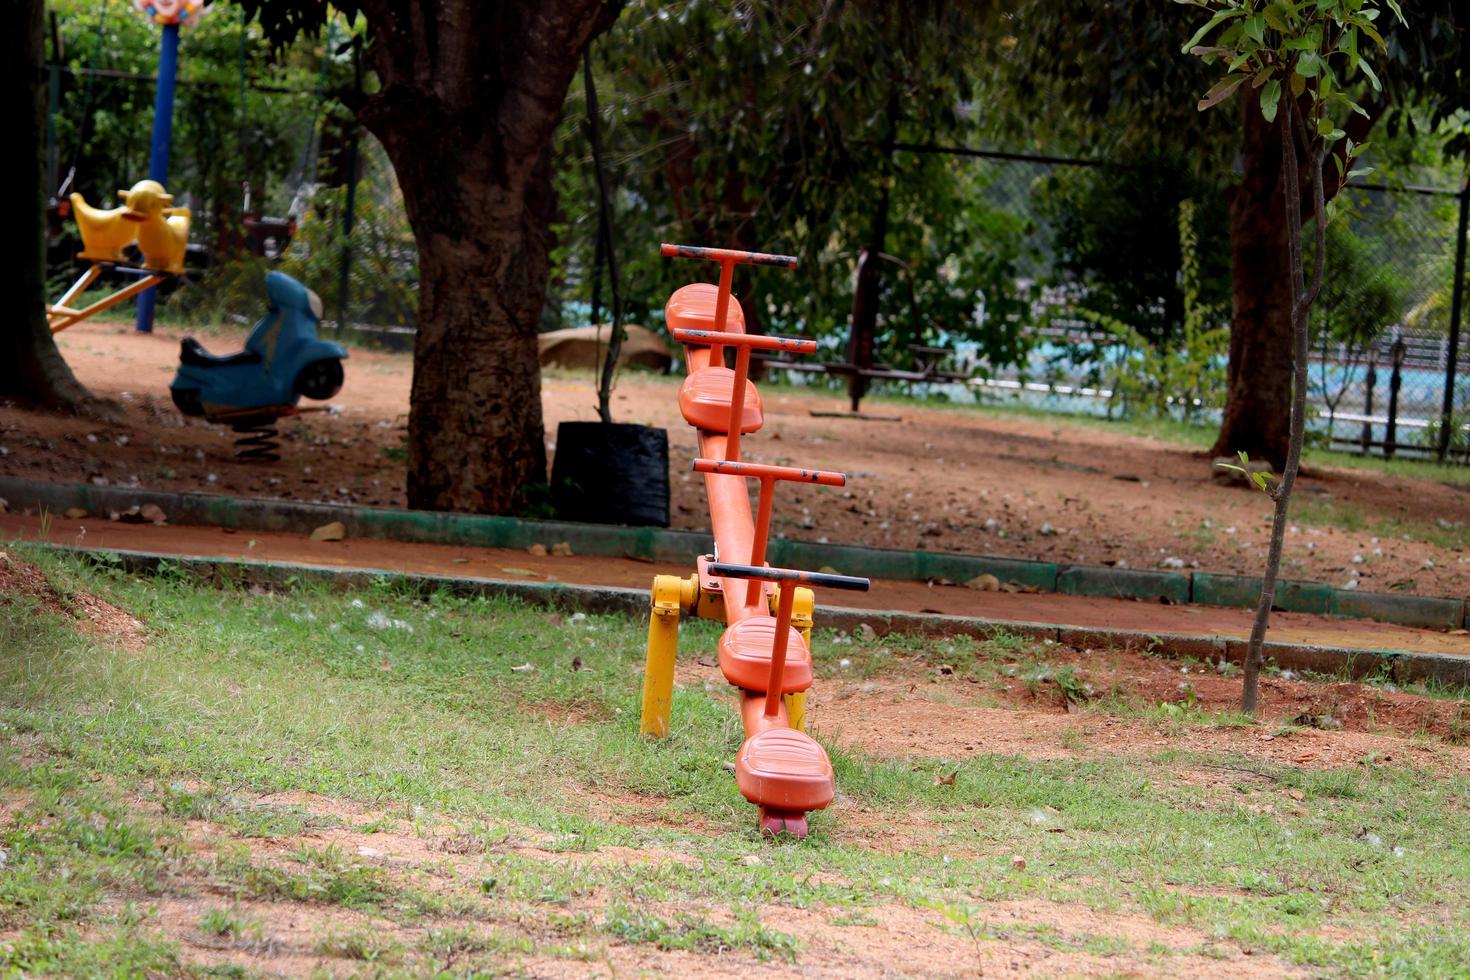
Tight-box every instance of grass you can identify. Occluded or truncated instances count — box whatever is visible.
[3,545,1470,974]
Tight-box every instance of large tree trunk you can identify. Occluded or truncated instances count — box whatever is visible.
[1213,93,1384,469]
[356,1,618,513]
[1213,97,1295,469]
[2,0,108,415]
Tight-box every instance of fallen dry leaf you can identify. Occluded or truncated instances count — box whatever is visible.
[310,521,347,542]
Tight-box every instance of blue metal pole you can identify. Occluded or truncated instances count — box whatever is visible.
[135,21,180,333]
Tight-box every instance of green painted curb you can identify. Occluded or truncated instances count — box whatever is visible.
[1393,652,1470,689]
[2,477,1464,635]
[1191,572,1336,615]
[768,539,1058,591]
[31,542,1468,690]
[1056,565,1191,604]
[1329,590,1466,631]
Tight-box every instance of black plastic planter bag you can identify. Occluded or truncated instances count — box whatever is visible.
[550,421,670,527]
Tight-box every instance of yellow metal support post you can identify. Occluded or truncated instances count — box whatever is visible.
[640,574,685,737]
[784,586,816,731]
[48,271,168,334]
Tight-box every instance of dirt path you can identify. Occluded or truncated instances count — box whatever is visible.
[4,318,1467,597]
[2,511,1470,655]
[4,511,1468,656]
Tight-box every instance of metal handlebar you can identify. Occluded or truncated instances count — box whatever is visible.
[692,459,846,487]
[671,329,817,354]
[708,562,871,592]
[660,243,798,269]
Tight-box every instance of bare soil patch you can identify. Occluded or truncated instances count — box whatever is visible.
[3,319,1465,597]
[0,549,145,649]
[799,646,1470,772]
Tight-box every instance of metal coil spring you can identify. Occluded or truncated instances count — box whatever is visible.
[231,422,281,462]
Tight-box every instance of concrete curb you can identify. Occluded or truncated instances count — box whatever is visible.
[2,476,1463,633]
[35,542,1469,692]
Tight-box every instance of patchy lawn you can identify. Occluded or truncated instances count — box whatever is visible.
[2,547,1469,976]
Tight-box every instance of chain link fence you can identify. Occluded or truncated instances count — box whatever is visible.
[878,146,1469,464]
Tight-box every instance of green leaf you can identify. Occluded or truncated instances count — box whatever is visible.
[1181,7,1247,54]
[1197,73,1248,111]
[1260,78,1282,123]
[1245,11,1265,42]
[1290,71,1306,97]
[1263,3,1290,32]
[1297,51,1322,77]
[1358,57,1381,91]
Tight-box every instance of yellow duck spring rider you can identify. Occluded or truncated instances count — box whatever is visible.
[49,179,192,333]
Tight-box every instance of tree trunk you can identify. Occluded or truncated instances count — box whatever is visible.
[1212,97,1294,469]
[1,0,109,416]
[356,0,618,514]
[1214,93,1384,469]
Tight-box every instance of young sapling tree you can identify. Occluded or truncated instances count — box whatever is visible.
[1184,0,1402,713]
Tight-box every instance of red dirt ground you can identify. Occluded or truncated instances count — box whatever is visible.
[2,319,1467,599]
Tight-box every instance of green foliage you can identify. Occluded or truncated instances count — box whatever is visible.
[172,139,417,328]
[1183,0,1402,149]
[551,1,1032,368]
[48,0,345,236]
[1068,199,1229,420]
[1310,217,1409,348]
[1036,158,1231,348]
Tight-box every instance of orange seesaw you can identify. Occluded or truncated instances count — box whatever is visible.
[639,242,871,839]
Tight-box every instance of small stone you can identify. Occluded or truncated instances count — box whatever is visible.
[63,507,87,519]
[550,541,574,557]
[964,573,1001,592]
[1011,855,1026,870]
[510,663,535,673]
[855,623,877,641]
[310,521,347,542]
[140,504,167,525]
[527,543,549,557]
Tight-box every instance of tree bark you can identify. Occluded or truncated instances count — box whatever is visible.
[2,0,109,416]
[1212,96,1294,469]
[354,1,618,513]
[1214,93,1385,469]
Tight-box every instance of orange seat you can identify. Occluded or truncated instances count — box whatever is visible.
[665,282,745,332]
[718,616,810,693]
[735,728,835,811]
[679,368,763,433]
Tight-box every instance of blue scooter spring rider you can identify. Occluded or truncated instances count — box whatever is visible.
[170,271,348,460]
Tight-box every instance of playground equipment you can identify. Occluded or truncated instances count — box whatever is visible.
[48,179,192,334]
[758,249,970,418]
[169,271,347,461]
[133,0,206,333]
[640,243,871,839]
